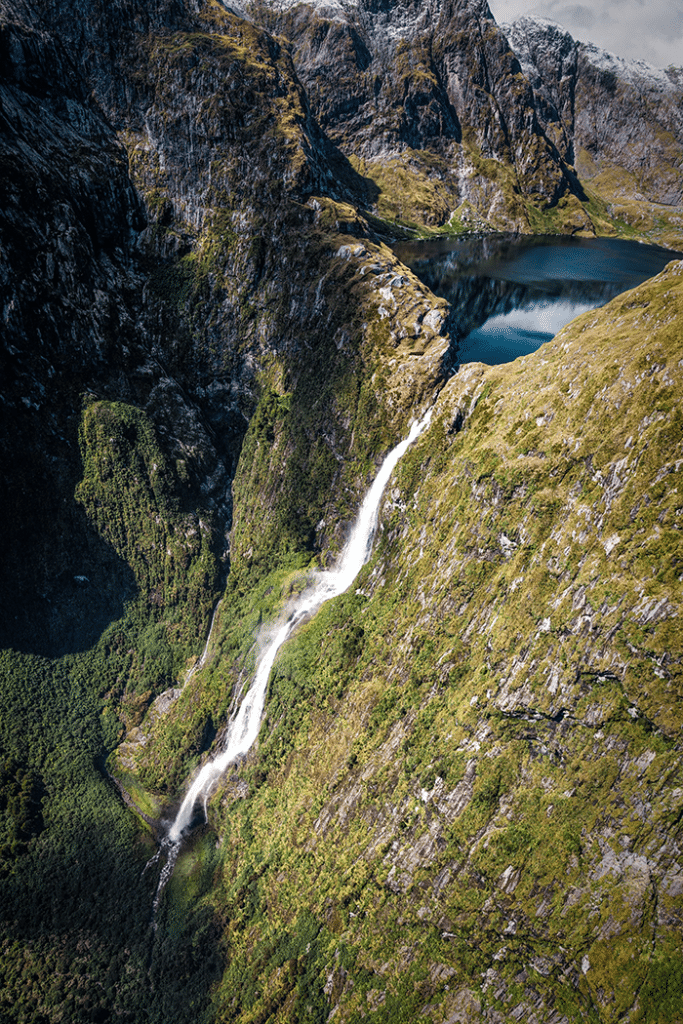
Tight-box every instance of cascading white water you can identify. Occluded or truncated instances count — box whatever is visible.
[166,407,432,844]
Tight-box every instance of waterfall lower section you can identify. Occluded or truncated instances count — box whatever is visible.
[157,408,432,881]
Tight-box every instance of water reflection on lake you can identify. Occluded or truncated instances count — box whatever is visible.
[393,235,682,365]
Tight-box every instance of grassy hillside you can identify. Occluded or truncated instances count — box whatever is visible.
[143,258,683,1024]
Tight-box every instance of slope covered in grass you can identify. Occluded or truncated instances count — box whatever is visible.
[153,259,683,1024]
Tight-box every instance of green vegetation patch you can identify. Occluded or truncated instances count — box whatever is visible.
[149,259,683,1024]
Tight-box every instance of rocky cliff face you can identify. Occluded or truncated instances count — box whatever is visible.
[0,0,681,1021]
[246,1,683,242]
[504,16,683,247]
[0,0,451,654]
[252,0,591,232]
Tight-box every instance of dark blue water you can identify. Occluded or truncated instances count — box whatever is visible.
[393,235,682,365]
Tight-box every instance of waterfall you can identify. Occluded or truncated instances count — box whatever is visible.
[166,407,432,845]
[185,599,221,683]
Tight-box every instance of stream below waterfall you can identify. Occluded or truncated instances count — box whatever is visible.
[394,234,682,365]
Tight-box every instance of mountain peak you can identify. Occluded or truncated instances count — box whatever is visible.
[505,12,680,83]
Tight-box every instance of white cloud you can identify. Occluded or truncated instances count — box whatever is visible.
[487,0,683,67]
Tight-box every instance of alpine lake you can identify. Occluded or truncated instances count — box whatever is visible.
[394,234,683,365]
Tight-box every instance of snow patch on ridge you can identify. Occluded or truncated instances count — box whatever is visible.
[242,0,452,42]
[504,14,678,87]
[579,40,677,90]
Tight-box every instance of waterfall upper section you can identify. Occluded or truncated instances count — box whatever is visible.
[168,407,433,842]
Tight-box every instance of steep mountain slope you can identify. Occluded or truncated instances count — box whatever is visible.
[504,16,683,249]
[246,1,683,243]
[0,0,450,1016]
[253,0,592,233]
[0,0,681,1021]
[159,258,683,1024]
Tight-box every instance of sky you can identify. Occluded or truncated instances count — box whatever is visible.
[486,0,683,68]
